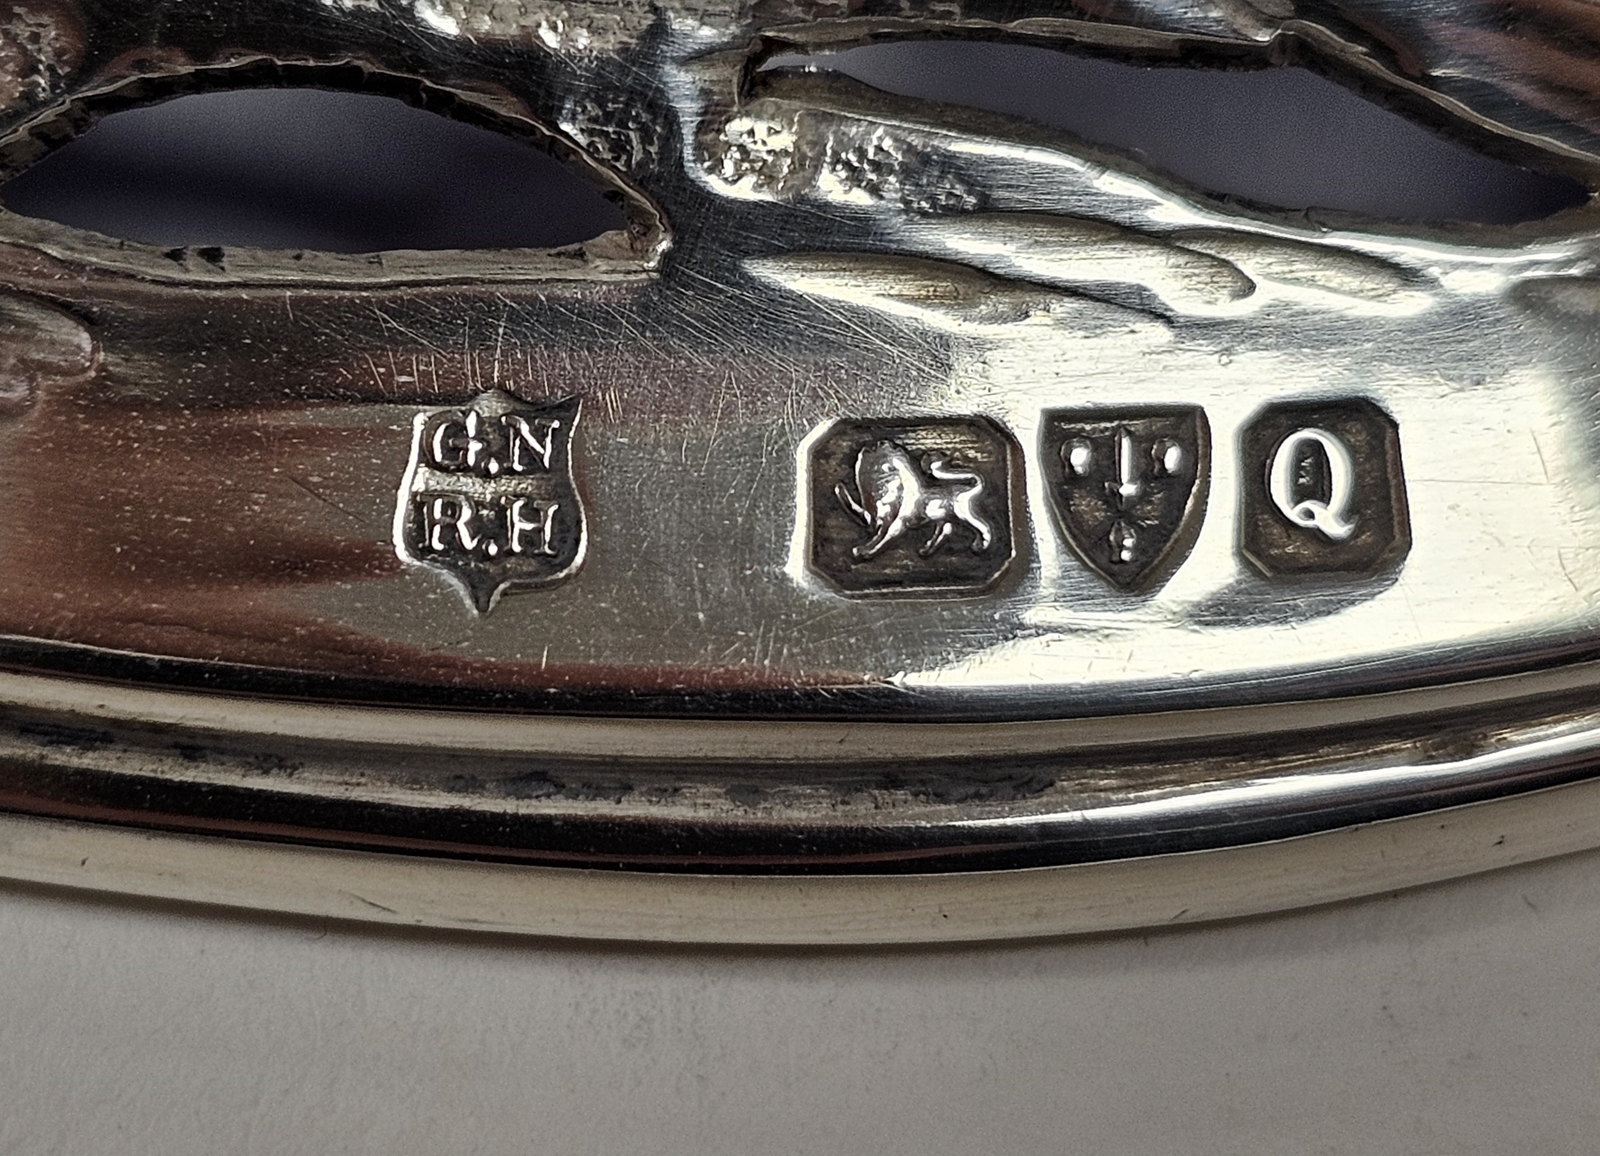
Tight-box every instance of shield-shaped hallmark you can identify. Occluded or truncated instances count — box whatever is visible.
[1040,407,1209,590]
[394,390,585,613]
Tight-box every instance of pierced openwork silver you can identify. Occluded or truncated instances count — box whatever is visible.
[1,0,1599,942]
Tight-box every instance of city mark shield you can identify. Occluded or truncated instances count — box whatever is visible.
[394,390,585,613]
[1040,407,1209,590]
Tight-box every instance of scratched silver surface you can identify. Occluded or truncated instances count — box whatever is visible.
[3,0,1600,879]
[0,0,1596,719]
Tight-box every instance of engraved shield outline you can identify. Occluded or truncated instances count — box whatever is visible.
[393,389,587,614]
[1040,406,1211,592]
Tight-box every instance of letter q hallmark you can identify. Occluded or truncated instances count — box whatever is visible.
[394,390,586,613]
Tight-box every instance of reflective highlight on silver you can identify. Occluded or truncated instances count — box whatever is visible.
[1269,428,1355,541]
[0,0,1597,937]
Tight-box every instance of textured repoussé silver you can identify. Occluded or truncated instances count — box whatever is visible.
[2,0,1600,941]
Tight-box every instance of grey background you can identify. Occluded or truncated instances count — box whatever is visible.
[3,851,1598,1155]
[2,45,1596,1155]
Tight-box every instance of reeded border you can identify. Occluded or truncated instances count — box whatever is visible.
[0,657,1599,905]
[2,779,1596,943]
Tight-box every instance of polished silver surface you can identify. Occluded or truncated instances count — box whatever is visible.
[1,0,1600,931]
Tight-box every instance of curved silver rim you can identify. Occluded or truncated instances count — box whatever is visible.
[0,663,1597,882]
[2,778,1595,944]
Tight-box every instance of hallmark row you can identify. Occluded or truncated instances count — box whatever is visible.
[807,400,1409,596]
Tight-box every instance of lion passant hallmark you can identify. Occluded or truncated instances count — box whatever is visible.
[797,401,1406,597]
[394,390,585,613]
[7,0,1600,947]
[804,416,1019,595]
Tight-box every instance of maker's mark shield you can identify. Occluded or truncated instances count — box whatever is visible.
[394,390,585,613]
[1041,407,1209,590]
